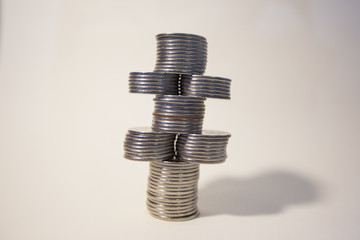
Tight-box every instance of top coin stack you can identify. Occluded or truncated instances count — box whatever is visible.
[125,33,231,221]
[154,33,207,75]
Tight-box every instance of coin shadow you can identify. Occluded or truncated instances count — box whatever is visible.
[198,170,322,217]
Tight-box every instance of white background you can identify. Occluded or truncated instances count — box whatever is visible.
[0,0,359,239]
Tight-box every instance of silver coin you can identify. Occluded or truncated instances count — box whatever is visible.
[124,153,175,160]
[152,126,203,132]
[125,140,174,147]
[149,176,198,183]
[177,136,229,142]
[154,65,205,72]
[156,44,206,50]
[125,133,175,140]
[156,32,206,40]
[147,189,197,199]
[181,78,230,85]
[147,202,197,214]
[152,116,204,122]
[124,154,174,162]
[154,104,205,110]
[156,37,207,44]
[151,160,199,169]
[177,158,226,164]
[178,136,229,142]
[147,205,198,214]
[124,146,173,153]
[147,190,198,200]
[156,38,206,44]
[147,210,199,222]
[147,200,197,211]
[154,63,205,68]
[149,171,199,179]
[128,83,177,88]
[129,88,178,94]
[129,71,179,76]
[176,146,227,153]
[129,88,178,93]
[177,152,226,159]
[154,68,206,74]
[125,135,175,142]
[156,53,207,59]
[155,62,206,68]
[147,191,197,204]
[124,147,174,154]
[152,128,202,134]
[155,55,206,61]
[181,83,230,90]
[147,190,198,201]
[177,147,226,155]
[147,207,198,217]
[181,87,230,95]
[155,94,205,100]
[129,87,178,93]
[154,69,205,75]
[181,92,230,99]
[156,52,207,59]
[148,179,197,192]
[156,45,207,52]
[153,111,204,117]
[125,146,174,153]
[180,87,230,95]
[148,188,198,197]
[180,130,231,138]
[182,74,230,82]
[129,81,178,86]
[176,139,228,147]
[152,120,203,127]
[156,46,206,52]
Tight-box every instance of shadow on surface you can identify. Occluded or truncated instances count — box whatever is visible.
[199,170,321,217]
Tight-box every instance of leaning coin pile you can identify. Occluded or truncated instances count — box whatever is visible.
[124,127,176,161]
[176,130,231,164]
[124,33,231,221]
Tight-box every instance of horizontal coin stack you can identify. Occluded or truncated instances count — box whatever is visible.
[124,33,231,221]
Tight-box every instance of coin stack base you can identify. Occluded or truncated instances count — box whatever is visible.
[147,159,200,221]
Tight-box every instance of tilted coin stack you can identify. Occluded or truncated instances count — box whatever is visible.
[124,33,231,221]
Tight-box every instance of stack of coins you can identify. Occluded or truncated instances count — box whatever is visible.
[152,95,205,134]
[176,130,231,164]
[129,72,180,95]
[147,159,200,221]
[124,127,176,161]
[124,33,231,221]
[181,75,231,99]
[154,33,207,75]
